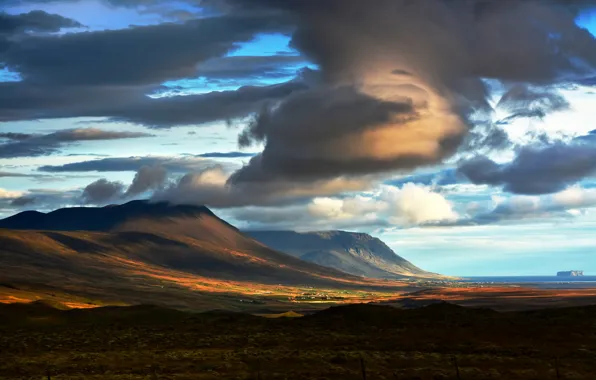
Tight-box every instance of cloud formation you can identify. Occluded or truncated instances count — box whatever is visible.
[39,155,227,173]
[0,128,152,158]
[2,14,285,86]
[152,165,375,208]
[458,137,596,195]
[224,0,596,190]
[446,186,596,226]
[195,54,307,80]
[0,10,82,35]
[81,179,125,204]
[123,165,167,197]
[229,183,458,231]
[197,151,257,158]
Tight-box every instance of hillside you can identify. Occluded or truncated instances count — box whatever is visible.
[0,201,411,310]
[246,230,437,279]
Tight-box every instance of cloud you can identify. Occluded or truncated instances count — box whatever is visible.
[495,84,571,124]
[386,168,461,188]
[380,184,459,225]
[2,14,286,86]
[10,196,36,207]
[0,11,304,127]
[0,128,152,158]
[0,188,24,199]
[0,79,307,127]
[0,187,82,215]
[152,165,375,208]
[0,10,82,35]
[0,171,42,178]
[81,179,124,204]
[39,155,227,173]
[197,151,257,158]
[123,165,167,197]
[111,81,307,127]
[221,0,596,190]
[195,54,307,80]
[232,85,459,183]
[229,183,458,231]
[447,186,596,226]
[458,137,596,195]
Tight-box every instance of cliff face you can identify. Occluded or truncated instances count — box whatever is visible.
[557,271,584,277]
[246,230,440,279]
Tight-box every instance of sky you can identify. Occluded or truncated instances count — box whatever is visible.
[2,0,596,276]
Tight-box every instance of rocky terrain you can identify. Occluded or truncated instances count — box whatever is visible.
[247,230,439,279]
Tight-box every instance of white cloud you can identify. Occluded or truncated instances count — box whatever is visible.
[231,183,458,231]
[380,183,459,224]
[0,188,24,199]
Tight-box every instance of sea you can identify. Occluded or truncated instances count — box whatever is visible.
[461,276,596,283]
[459,276,596,289]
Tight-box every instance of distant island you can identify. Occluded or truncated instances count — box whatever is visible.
[557,270,584,277]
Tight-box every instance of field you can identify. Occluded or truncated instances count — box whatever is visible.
[2,301,596,380]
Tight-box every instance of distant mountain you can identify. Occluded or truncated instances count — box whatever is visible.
[246,230,437,279]
[0,201,403,309]
[557,271,584,277]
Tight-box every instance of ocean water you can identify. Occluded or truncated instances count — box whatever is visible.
[461,276,596,283]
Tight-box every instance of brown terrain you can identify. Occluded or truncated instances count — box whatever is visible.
[1,200,595,312]
[1,201,596,379]
[0,201,417,311]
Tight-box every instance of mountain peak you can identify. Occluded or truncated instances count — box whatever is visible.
[0,200,216,232]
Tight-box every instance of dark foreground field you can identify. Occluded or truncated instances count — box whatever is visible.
[1,301,596,380]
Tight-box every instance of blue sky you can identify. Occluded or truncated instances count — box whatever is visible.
[2,0,596,276]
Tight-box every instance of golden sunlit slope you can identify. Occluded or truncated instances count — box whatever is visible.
[0,201,412,310]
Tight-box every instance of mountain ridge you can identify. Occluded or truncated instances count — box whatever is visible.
[246,230,436,279]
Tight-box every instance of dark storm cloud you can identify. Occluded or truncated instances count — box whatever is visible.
[195,55,306,80]
[152,165,374,208]
[2,14,287,86]
[81,179,124,204]
[110,81,308,127]
[0,128,152,158]
[3,0,596,209]
[231,86,431,183]
[0,79,307,127]
[458,136,596,195]
[0,10,305,128]
[224,0,596,188]
[0,10,82,35]
[38,155,227,173]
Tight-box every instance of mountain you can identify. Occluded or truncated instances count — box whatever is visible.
[246,230,436,279]
[0,201,408,310]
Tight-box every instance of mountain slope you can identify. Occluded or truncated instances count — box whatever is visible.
[0,201,414,309]
[246,230,436,279]
[0,201,358,283]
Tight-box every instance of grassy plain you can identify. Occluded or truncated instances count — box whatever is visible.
[2,301,596,380]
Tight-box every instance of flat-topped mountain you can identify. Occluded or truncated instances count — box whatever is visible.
[0,200,219,231]
[1,201,408,309]
[557,270,584,277]
[246,230,437,279]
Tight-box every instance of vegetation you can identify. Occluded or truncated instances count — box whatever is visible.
[1,302,595,379]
